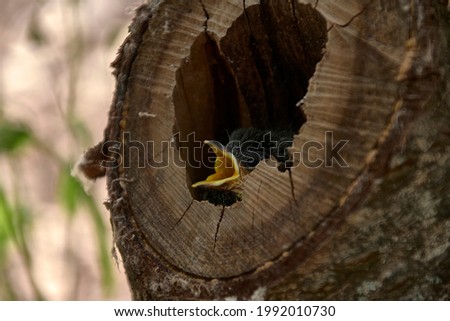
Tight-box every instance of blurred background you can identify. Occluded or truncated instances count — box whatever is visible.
[0,0,144,300]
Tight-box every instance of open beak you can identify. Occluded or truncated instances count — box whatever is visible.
[192,140,241,189]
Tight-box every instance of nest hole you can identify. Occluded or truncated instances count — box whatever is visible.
[172,2,327,204]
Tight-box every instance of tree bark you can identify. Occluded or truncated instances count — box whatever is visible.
[81,0,449,299]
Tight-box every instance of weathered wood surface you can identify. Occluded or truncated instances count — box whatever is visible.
[84,0,449,299]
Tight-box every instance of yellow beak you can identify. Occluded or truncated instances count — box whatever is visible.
[192,140,241,189]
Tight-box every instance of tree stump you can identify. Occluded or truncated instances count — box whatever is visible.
[81,0,449,299]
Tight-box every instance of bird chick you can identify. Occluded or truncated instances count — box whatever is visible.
[192,127,295,206]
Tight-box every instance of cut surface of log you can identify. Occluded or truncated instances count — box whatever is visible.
[114,0,331,278]
[82,0,449,299]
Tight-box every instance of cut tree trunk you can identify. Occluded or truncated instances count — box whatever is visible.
[81,0,449,299]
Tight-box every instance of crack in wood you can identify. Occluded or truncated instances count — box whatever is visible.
[213,206,226,250]
[171,199,194,231]
[288,168,298,207]
[314,0,319,9]
[327,1,371,32]
[198,0,210,32]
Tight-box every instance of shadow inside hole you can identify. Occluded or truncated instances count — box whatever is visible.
[172,2,327,205]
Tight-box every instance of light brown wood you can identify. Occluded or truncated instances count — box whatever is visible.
[83,0,449,299]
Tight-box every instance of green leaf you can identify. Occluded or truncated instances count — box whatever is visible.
[0,186,32,258]
[0,187,15,260]
[0,122,33,153]
[85,197,115,296]
[12,203,33,264]
[58,165,115,296]
[57,166,88,217]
